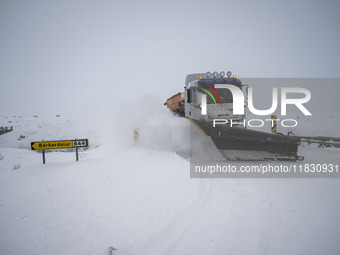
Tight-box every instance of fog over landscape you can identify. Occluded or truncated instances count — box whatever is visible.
[1,0,339,115]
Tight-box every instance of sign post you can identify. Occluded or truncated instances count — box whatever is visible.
[42,149,46,164]
[31,139,88,164]
[75,139,79,162]
[76,147,79,161]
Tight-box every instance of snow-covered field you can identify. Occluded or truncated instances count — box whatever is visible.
[1,99,340,255]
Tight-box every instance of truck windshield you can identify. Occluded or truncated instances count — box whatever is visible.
[198,87,233,104]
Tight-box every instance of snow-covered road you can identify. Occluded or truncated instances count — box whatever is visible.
[1,112,340,255]
[1,145,340,255]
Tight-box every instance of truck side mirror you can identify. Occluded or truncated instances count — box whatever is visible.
[187,89,191,103]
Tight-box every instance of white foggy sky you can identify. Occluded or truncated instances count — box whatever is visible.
[0,0,339,115]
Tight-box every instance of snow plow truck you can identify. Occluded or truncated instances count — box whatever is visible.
[164,71,304,161]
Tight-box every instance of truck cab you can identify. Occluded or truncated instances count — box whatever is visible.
[185,71,246,127]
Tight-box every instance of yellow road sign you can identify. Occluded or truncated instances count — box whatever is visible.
[31,139,88,150]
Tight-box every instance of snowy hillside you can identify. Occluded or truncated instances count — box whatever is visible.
[1,97,340,255]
